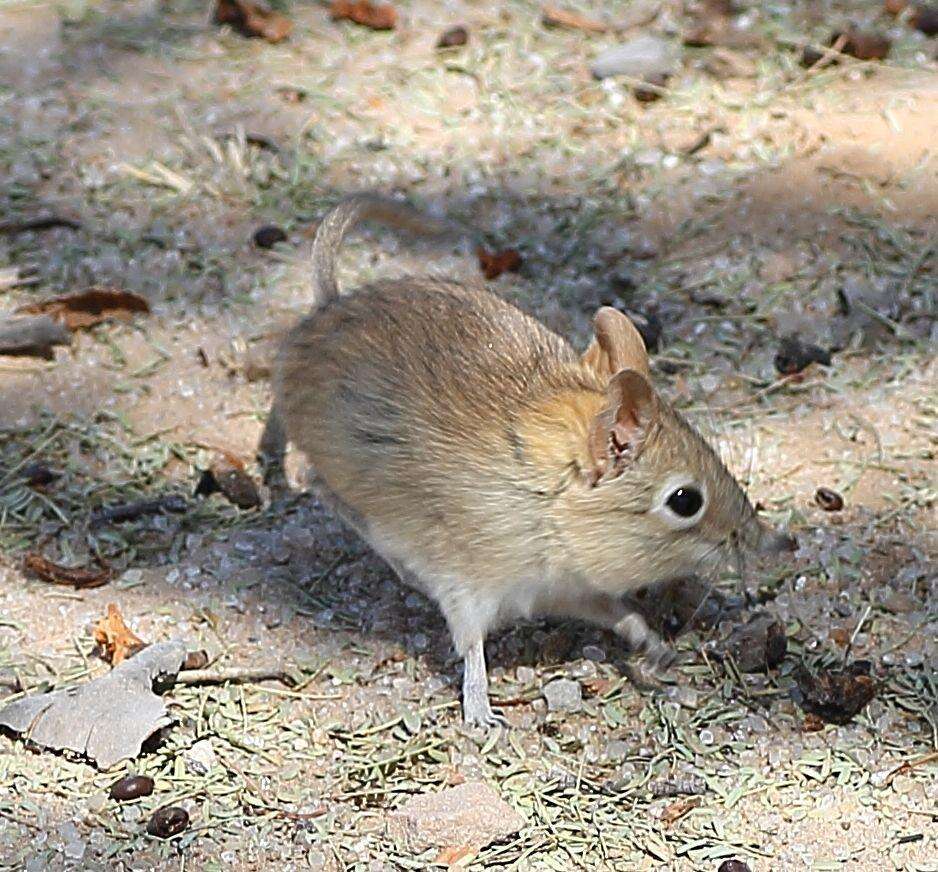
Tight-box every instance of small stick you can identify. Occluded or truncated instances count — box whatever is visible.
[90,494,188,527]
[174,667,296,687]
[0,215,81,235]
[0,316,71,359]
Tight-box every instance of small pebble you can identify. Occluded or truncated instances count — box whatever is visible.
[590,35,680,81]
[253,225,287,248]
[543,678,582,712]
[582,644,606,662]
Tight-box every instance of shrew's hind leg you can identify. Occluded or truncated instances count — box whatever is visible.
[258,403,288,490]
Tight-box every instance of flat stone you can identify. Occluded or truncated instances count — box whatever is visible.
[542,677,582,712]
[590,35,680,81]
[386,781,525,852]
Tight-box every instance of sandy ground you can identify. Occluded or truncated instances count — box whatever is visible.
[0,1,935,869]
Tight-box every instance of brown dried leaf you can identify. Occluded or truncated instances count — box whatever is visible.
[18,288,150,331]
[660,796,701,827]
[330,0,397,30]
[24,553,111,589]
[195,449,262,509]
[794,661,876,725]
[434,845,478,868]
[477,248,522,280]
[93,603,147,666]
[542,6,607,33]
[213,0,293,42]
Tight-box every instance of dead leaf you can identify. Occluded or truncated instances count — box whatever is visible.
[793,660,876,725]
[213,0,293,42]
[660,796,701,827]
[93,603,147,666]
[434,845,478,868]
[583,677,616,697]
[17,288,150,331]
[194,450,262,509]
[0,640,187,769]
[330,0,397,30]
[542,6,607,33]
[477,248,522,280]
[23,553,111,589]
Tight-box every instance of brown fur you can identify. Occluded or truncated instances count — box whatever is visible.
[263,195,794,726]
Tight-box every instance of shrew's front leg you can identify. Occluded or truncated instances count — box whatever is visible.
[544,589,676,676]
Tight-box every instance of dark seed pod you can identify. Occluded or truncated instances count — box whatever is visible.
[718,861,752,872]
[109,774,155,802]
[147,806,189,839]
[253,225,287,249]
[815,487,844,512]
[182,649,210,670]
[437,25,468,48]
[912,5,938,36]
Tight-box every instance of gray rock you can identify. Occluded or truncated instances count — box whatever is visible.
[590,35,680,81]
[543,678,582,713]
[386,781,525,852]
[184,738,217,775]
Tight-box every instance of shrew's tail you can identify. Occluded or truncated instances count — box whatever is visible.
[311,194,454,308]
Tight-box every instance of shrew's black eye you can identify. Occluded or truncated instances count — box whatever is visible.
[666,487,703,518]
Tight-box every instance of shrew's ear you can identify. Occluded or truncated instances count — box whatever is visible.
[586,369,658,483]
[581,307,650,381]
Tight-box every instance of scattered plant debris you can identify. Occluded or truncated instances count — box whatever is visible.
[212,0,293,43]
[0,640,187,769]
[19,462,60,487]
[648,776,708,797]
[542,5,607,33]
[477,247,522,279]
[23,553,111,589]
[0,316,71,358]
[109,774,155,802]
[793,660,876,725]
[815,486,844,512]
[253,224,288,248]
[18,288,150,331]
[436,25,469,48]
[330,0,397,31]
[93,603,147,666]
[802,28,891,66]
[91,494,188,527]
[195,451,262,509]
[774,335,831,375]
[147,806,190,839]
